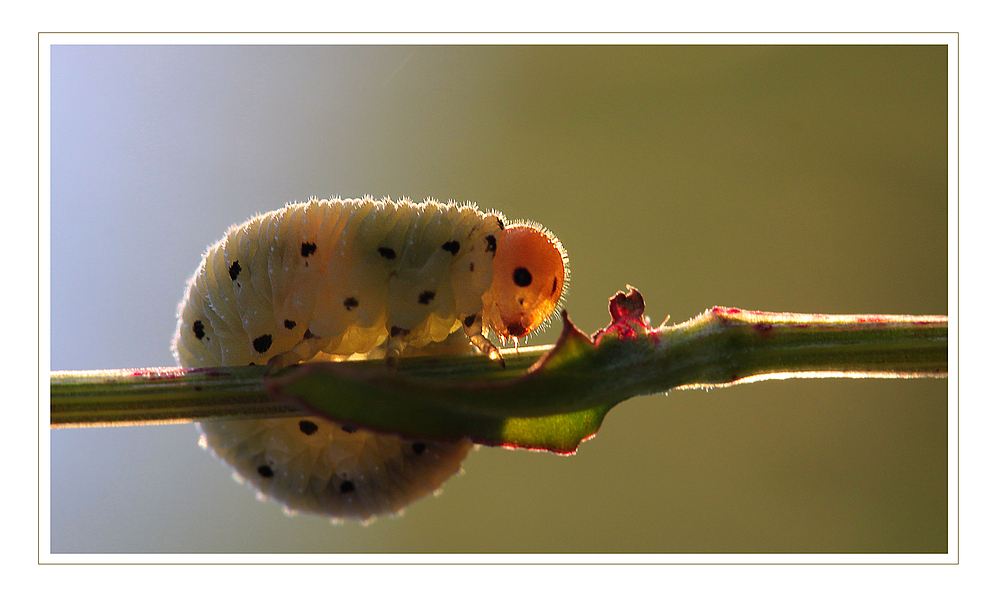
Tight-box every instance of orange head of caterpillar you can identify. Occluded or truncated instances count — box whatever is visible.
[483,222,568,342]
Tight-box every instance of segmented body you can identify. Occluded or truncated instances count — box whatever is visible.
[173,196,566,521]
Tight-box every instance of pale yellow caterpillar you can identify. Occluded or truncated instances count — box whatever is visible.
[173,196,568,522]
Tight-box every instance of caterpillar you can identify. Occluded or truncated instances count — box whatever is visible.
[172,196,568,522]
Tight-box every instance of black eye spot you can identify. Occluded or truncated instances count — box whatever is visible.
[551,277,559,295]
[441,240,461,255]
[228,260,241,281]
[378,247,396,260]
[412,442,426,455]
[344,297,359,310]
[485,235,497,254]
[299,420,318,435]
[192,320,205,340]
[301,242,317,257]
[340,480,355,494]
[390,326,410,338]
[463,314,476,328]
[253,334,273,354]
[341,424,357,433]
[513,267,533,287]
[258,465,274,478]
[418,290,435,304]
[284,319,296,330]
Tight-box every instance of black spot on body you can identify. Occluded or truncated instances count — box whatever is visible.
[378,247,396,260]
[469,261,475,272]
[442,240,461,255]
[390,326,410,338]
[551,277,559,295]
[343,297,359,310]
[303,329,315,340]
[412,442,426,455]
[253,334,273,354]
[301,242,317,257]
[463,314,476,328]
[228,260,241,281]
[418,290,436,304]
[192,320,205,340]
[258,465,274,478]
[513,267,533,287]
[284,319,296,329]
[340,480,355,493]
[299,420,319,435]
[485,235,497,254]
[341,424,358,433]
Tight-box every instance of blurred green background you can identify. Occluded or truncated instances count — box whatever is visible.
[50,44,947,554]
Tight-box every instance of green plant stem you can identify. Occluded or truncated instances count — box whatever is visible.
[48,351,548,428]
[50,307,947,434]
[50,366,288,427]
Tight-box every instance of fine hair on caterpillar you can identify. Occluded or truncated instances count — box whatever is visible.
[173,196,568,521]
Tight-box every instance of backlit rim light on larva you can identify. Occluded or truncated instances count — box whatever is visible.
[172,196,570,521]
[485,220,570,346]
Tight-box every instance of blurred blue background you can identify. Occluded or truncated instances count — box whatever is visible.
[50,44,947,553]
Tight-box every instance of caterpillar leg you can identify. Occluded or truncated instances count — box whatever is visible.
[385,326,411,370]
[462,313,505,368]
[265,333,330,374]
